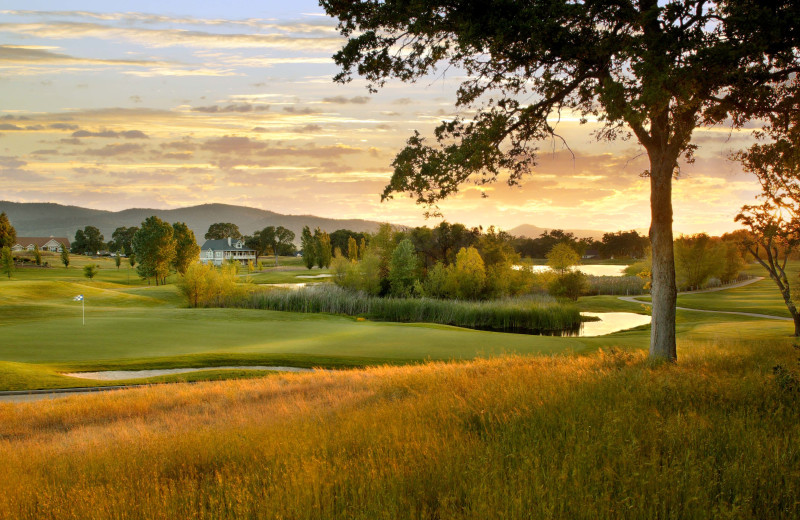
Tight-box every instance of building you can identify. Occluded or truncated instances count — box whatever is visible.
[200,237,257,266]
[12,237,70,253]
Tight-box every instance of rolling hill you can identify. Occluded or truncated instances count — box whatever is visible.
[0,201,387,244]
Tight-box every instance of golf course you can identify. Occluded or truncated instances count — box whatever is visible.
[1,255,799,519]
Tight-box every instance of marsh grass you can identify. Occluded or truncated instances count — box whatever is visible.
[1,339,798,519]
[586,275,648,295]
[238,284,582,332]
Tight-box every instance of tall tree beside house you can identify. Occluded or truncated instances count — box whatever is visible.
[322,0,800,362]
[33,245,41,266]
[271,226,295,266]
[172,222,200,275]
[205,222,242,240]
[0,212,16,249]
[132,216,176,286]
[301,226,316,269]
[110,226,138,256]
[73,226,104,255]
[1,246,13,279]
[60,242,70,268]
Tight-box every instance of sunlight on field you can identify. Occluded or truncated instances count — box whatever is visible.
[1,339,798,519]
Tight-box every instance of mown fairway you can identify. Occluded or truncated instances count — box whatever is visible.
[1,257,796,391]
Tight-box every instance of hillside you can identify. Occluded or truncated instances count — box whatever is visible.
[0,201,387,243]
[507,223,607,240]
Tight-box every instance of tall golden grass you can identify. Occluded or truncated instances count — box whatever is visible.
[1,339,798,519]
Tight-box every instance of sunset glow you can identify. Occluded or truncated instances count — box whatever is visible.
[0,1,760,234]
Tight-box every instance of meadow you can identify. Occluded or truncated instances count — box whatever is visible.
[1,256,799,518]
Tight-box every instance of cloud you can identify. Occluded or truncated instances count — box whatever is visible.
[72,129,149,139]
[83,143,146,156]
[49,123,79,130]
[0,44,165,66]
[30,149,59,155]
[160,140,196,151]
[282,106,319,115]
[191,103,270,113]
[393,98,414,105]
[321,96,370,104]
[0,156,26,168]
[0,22,343,51]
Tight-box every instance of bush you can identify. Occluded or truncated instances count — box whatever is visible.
[179,263,243,307]
[548,271,588,301]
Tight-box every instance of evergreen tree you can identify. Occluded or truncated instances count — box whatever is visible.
[60,241,70,268]
[315,228,332,269]
[301,226,316,270]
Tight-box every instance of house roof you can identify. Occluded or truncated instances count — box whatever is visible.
[200,238,255,252]
[15,237,70,248]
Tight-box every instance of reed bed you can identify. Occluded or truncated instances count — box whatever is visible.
[586,275,648,296]
[1,339,798,519]
[237,284,582,332]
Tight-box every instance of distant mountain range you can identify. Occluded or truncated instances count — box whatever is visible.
[0,201,387,244]
[507,224,607,241]
[0,201,616,244]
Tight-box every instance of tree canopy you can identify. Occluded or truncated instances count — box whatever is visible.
[322,0,800,361]
[73,226,104,255]
[205,222,242,240]
[132,216,176,285]
[0,212,16,249]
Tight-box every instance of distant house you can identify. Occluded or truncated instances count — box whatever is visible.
[200,237,256,266]
[12,236,70,253]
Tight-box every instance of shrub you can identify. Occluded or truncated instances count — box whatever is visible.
[179,263,242,308]
[83,264,99,280]
[548,271,589,301]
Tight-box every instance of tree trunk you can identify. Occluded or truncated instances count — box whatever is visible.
[649,158,678,362]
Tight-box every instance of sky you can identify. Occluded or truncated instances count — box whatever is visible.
[0,1,762,235]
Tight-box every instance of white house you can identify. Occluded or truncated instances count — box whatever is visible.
[12,236,70,253]
[199,237,256,266]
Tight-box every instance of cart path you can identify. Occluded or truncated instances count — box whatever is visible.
[618,276,792,321]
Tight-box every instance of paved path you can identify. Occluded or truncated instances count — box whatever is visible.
[0,385,141,403]
[618,276,793,322]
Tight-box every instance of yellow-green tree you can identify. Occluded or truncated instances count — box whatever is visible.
[1,246,13,278]
[546,243,580,275]
[450,247,486,300]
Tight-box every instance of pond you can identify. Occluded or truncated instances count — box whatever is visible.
[577,312,651,336]
[517,264,628,276]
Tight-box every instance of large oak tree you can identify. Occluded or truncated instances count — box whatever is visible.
[322,0,800,360]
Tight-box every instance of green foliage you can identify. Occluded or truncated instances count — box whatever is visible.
[205,222,242,240]
[172,222,200,275]
[601,230,649,259]
[301,226,316,270]
[347,236,358,261]
[548,271,589,301]
[132,216,176,285]
[110,226,138,256]
[585,276,647,296]
[674,234,725,290]
[1,246,13,279]
[60,242,70,268]
[315,228,332,269]
[115,251,122,269]
[128,253,136,268]
[0,212,16,249]
[546,243,580,275]
[83,264,99,280]
[33,245,41,266]
[451,247,486,300]
[423,262,451,299]
[73,226,104,255]
[388,238,418,297]
[244,285,581,333]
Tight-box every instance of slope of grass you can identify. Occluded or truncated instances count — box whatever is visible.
[1,339,797,519]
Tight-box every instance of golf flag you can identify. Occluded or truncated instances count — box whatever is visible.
[73,294,84,301]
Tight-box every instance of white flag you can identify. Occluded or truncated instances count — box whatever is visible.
[73,294,83,301]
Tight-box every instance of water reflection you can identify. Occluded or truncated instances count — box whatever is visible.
[516,264,628,276]
[576,312,651,336]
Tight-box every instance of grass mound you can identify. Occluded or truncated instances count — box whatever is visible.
[240,284,582,333]
[1,339,798,518]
